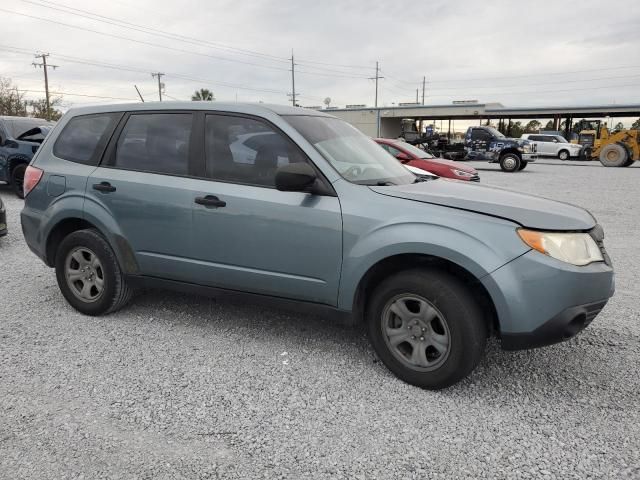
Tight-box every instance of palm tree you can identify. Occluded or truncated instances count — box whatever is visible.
[191,88,214,101]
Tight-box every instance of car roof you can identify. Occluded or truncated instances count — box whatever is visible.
[64,102,335,118]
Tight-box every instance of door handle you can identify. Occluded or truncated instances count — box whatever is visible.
[195,195,226,208]
[92,182,116,193]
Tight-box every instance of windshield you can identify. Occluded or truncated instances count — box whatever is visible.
[286,115,415,185]
[394,141,435,159]
[486,127,505,138]
[554,135,569,143]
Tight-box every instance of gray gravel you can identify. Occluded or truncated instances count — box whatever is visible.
[1,158,639,479]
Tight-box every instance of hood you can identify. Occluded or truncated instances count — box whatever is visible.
[420,157,476,172]
[370,180,596,230]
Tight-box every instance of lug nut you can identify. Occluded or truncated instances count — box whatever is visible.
[411,335,416,339]
[420,336,425,341]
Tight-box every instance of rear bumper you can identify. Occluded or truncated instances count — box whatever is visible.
[481,249,615,351]
[20,206,47,262]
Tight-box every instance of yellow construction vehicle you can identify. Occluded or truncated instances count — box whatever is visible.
[575,121,640,167]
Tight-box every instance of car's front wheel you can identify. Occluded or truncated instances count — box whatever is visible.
[366,269,487,389]
[55,229,133,315]
[499,153,521,172]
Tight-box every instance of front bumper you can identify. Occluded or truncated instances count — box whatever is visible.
[481,249,615,350]
[521,153,538,162]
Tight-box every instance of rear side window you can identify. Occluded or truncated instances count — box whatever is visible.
[205,114,308,187]
[113,113,192,175]
[53,113,120,165]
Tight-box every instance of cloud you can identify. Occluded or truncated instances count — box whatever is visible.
[1,0,639,109]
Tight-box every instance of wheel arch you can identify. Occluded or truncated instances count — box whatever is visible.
[44,215,138,274]
[349,253,499,336]
[500,148,521,158]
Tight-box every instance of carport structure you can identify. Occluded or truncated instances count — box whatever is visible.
[325,103,640,139]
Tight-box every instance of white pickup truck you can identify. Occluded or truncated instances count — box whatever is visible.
[521,133,582,160]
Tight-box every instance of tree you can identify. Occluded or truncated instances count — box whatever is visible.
[544,120,554,130]
[631,118,640,130]
[524,120,541,133]
[509,121,524,138]
[28,96,63,121]
[0,77,28,116]
[191,88,214,101]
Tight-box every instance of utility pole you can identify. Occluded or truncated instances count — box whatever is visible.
[134,85,145,102]
[422,76,426,105]
[289,50,296,107]
[416,88,419,104]
[32,53,58,121]
[368,61,384,108]
[151,72,164,101]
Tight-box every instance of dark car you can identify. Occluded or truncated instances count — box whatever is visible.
[375,138,479,181]
[0,196,6,236]
[464,126,537,172]
[0,116,55,198]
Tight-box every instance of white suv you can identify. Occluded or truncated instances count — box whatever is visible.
[521,134,582,160]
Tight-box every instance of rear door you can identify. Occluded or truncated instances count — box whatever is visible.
[85,111,202,281]
[188,112,343,305]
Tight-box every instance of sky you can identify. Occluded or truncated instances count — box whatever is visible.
[1,0,640,114]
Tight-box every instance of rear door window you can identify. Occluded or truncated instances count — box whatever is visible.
[113,113,192,176]
[53,113,120,165]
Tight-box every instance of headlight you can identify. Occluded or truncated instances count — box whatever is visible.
[517,229,603,266]
[518,144,531,153]
[452,169,473,177]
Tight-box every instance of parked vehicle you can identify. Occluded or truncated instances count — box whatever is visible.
[0,116,55,198]
[520,134,582,160]
[573,121,640,167]
[22,103,615,389]
[375,138,479,181]
[400,119,466,160]
[465,126,538,172]
[0,196,6,237]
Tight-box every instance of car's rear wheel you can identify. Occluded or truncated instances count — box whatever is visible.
[11,163,26,199]
[366,269,487,389]
[558,150,570,161]
[55,229,133,315]
[518,160,528,170]
[499,153,521,172]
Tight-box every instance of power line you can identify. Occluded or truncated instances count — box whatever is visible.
[17,89,137,100]
[19,0,291,64]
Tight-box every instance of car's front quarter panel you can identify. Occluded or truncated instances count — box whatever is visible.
[334,180,529,311]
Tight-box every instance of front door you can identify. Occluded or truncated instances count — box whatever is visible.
[189,113,343,305]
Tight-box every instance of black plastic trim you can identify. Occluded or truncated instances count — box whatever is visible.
[500,299,608,350]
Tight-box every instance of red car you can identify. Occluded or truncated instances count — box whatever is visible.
[375,138,479,181]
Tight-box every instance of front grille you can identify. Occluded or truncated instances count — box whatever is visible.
[470,175,480,182]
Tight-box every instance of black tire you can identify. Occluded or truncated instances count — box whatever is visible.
[582,146,593,161]
[599,143,628,167]
[10,163,26,199]
[623,158,635,167]
[558,149,570,161]
[366,268,487,390]
[55,229,133,315]
[518,160,528,171]
[499,153,521,172]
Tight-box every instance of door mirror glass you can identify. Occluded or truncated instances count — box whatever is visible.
[275,163,317,192]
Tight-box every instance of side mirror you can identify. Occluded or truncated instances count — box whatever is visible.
[395,152,411,162]
[275,163,317,192]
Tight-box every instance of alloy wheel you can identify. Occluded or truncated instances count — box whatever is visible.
[65,247,105,303]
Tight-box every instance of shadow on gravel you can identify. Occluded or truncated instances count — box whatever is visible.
[125,288,634,397]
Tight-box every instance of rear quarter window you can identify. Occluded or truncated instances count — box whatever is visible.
[53,113,121,165]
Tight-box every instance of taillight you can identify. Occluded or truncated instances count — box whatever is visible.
[23,166,43,197]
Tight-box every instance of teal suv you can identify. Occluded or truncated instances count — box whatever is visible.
[21,103,615,389]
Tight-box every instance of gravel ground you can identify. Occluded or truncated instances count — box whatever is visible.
[1,159,639,479]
